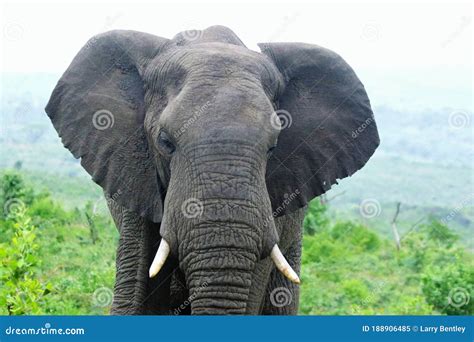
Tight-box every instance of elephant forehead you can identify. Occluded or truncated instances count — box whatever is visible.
[147,43,283,96]
[159,82,277,136]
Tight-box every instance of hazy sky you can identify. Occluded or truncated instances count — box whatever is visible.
[1,0,472,108]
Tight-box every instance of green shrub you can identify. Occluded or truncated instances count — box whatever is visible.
[1,171,472,316]
[422,262,474,315]
[421,219,459,248]
[331,221,381,252]
[342,279,370,304]
[303,199,329,235]
[386,295,434,315]
[0,171,36,217]
[29,196,72,225]
[0,207,52,314]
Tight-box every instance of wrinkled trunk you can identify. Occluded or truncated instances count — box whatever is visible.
[177,195,263,314]
[185,247,257,314]
[167,144,274,314]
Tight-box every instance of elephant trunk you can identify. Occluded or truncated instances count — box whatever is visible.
[179,192,264,314]
[159,143,278,314]
[183,246,257,314]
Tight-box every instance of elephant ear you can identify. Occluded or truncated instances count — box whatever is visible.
[259,42,380,216]
[46,30,169,222]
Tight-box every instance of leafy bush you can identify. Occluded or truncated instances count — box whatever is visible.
[0,171,472,315]
[0,207,52,314]
[299,203,471,315]
[422,262,473,315]
[303,199,329,235]
[0,172,116,315]
[0,171,35,205]
[421,219,459,247]
[331,221,381,252]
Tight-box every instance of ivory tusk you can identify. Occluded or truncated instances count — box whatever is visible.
[270,244,301,285]
[149,239,170,278]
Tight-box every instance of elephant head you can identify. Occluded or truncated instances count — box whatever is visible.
[46,26,379,314]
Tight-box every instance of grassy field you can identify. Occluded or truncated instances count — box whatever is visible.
[0,171,472,315]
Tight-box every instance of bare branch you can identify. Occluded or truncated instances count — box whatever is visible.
[325,191,347,203]
[391,202,402,250]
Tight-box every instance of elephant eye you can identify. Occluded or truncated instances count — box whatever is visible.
[157,130,176,156]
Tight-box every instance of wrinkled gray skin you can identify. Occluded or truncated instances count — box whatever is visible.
[46,26,379,315]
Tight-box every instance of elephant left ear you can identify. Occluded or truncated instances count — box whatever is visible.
[259,42,380,216]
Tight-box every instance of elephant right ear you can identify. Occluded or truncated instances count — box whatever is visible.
[259,42,380,216]
[45,30,169,222]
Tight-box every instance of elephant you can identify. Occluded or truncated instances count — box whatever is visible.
[45,25,379,315]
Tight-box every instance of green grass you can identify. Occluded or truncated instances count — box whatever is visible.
[300,219,473,315]
[0,173,117,314]
[0,171,472,315]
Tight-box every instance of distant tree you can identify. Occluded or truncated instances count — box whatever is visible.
[13,161,23,170]
[303,199,329,235]
[0,171,35,218]
[422,219,458,248]
[84,201,99,244]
